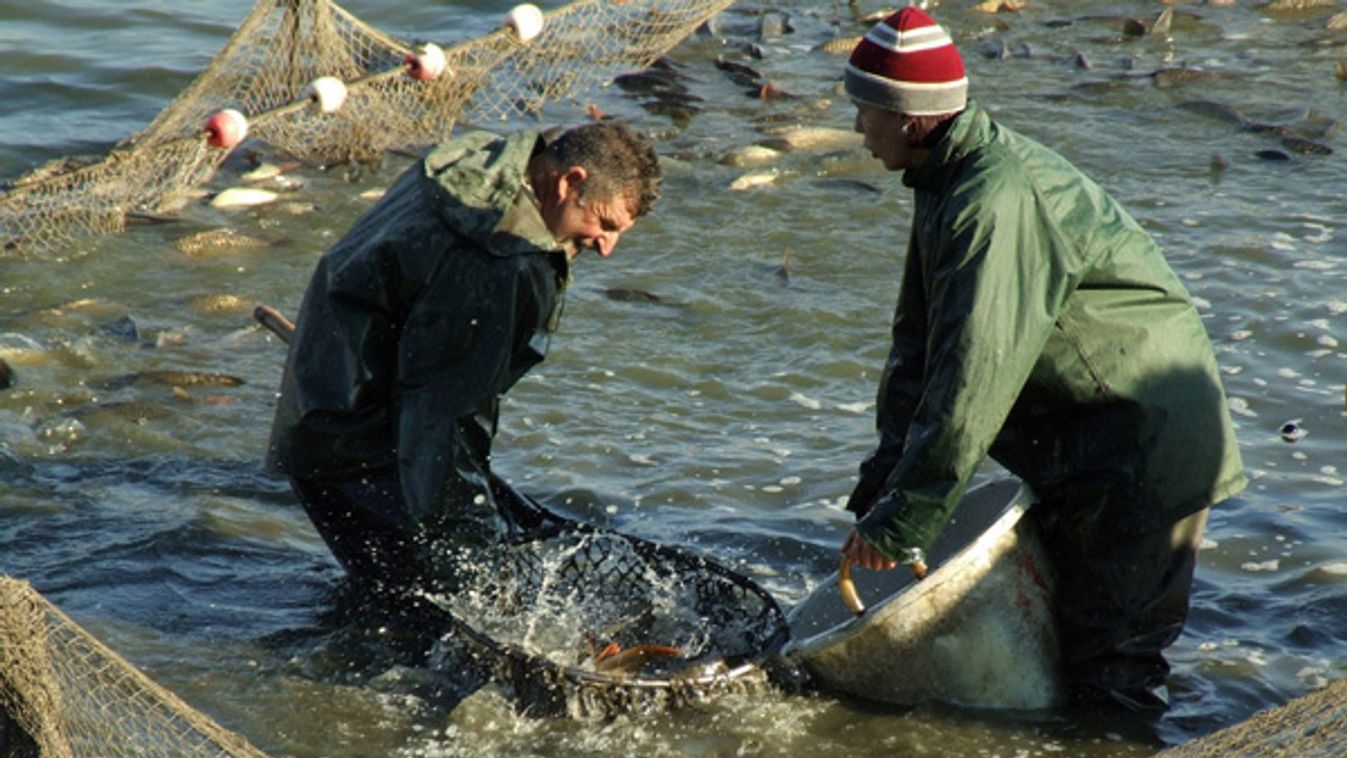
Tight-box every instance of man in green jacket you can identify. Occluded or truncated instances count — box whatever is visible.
[840,8,1245,712]
[267,122,661,591]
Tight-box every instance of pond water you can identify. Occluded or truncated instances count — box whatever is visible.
[1,0,1345,756]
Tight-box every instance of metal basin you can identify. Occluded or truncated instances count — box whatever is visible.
[781,478,1061,709]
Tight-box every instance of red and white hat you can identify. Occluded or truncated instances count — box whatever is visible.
[844,7,967,116]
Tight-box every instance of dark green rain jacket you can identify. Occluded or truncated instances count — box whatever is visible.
[852,102,1246,562]
[267,129,568,527]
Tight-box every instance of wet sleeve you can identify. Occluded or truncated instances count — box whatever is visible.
[848,227,927,516]
[394,253,547,530]
[856,177,1077,560]
[268,237,406,478]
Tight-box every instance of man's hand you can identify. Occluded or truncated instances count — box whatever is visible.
[842,528,928,579]
[842,528,895,571]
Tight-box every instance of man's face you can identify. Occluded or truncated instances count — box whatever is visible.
[540,167,637,259]
[854,104,911,171]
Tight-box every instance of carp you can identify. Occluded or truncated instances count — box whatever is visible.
[174,228,273,257]
[587,635,684,677]
[97,370,246,391]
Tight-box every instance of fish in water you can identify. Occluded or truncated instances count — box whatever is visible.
[97,370,246,391]
[10,297,125,325]
[814,36,861,56]
[184,294,255,314]
[69,401,175,424]
[240,161,303,183]
[1122,8,1173,38]
[714,55,765,89]
[603,288,664,304]
[1178,100,1249,127]
[613,58,690,96]
[972,0,1027,13]
[589,639,684,676]
[208,187,279,209]
[730,170,781,191]
[612,58,702,121]
[717,145,781,168]
[174,228,273,257]
[1152,67,1231,90]
[1177,101,1333,156]
[1281,136,1333,155]
[98,315,140,344]
[759,126,862,152]
[1265,0,1337,9]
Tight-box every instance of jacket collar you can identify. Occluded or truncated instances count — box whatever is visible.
[903,100,994,192]
[419,129,563,258]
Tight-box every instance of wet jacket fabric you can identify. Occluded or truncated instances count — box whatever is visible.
[267,129,569,532]
[851,102,1246,562]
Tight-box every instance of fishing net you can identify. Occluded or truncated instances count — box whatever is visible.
[0,576,267,758]
[421,499,791,719]
[0,0,734,255]
[357,473,791,719]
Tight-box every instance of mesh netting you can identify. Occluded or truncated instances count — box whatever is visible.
[0,0,734,255]
[0,526,789,756]
[0,577,267,758]
[424,514,790,719]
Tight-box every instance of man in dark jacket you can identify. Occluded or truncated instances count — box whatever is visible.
[839,8,1245,712]
[267,122,661,591]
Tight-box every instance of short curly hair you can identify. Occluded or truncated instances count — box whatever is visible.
[542,122,662,217]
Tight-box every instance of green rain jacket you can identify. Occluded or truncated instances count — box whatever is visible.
[852,102,1246,562]
[267,129,568,527]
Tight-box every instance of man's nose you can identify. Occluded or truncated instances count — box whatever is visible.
[595,232,618,257]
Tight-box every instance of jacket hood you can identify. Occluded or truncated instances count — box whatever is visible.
[419,129,560,257]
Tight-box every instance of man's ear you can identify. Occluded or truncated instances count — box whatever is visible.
[556,166,589,202]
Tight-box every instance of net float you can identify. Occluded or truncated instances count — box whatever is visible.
[304,76,348,113]
[505,4,545,43]
[404,43,447,81]
[203,109,248,149]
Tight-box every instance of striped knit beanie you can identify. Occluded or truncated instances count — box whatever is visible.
[844,7,967,116]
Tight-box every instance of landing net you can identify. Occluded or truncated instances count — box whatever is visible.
[0,0,734,255]
[426,506,791,719]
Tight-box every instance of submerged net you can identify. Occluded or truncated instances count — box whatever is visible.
[0,577,266,758]
[0,0,734,255]
[423,512,790,719]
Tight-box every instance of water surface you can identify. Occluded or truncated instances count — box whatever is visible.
[2,1,1346,756]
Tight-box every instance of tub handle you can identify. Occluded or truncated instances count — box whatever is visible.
[838,557,866,616]
[838,556,929,617]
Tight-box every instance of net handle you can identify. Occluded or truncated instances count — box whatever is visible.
[254,303,295,342]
